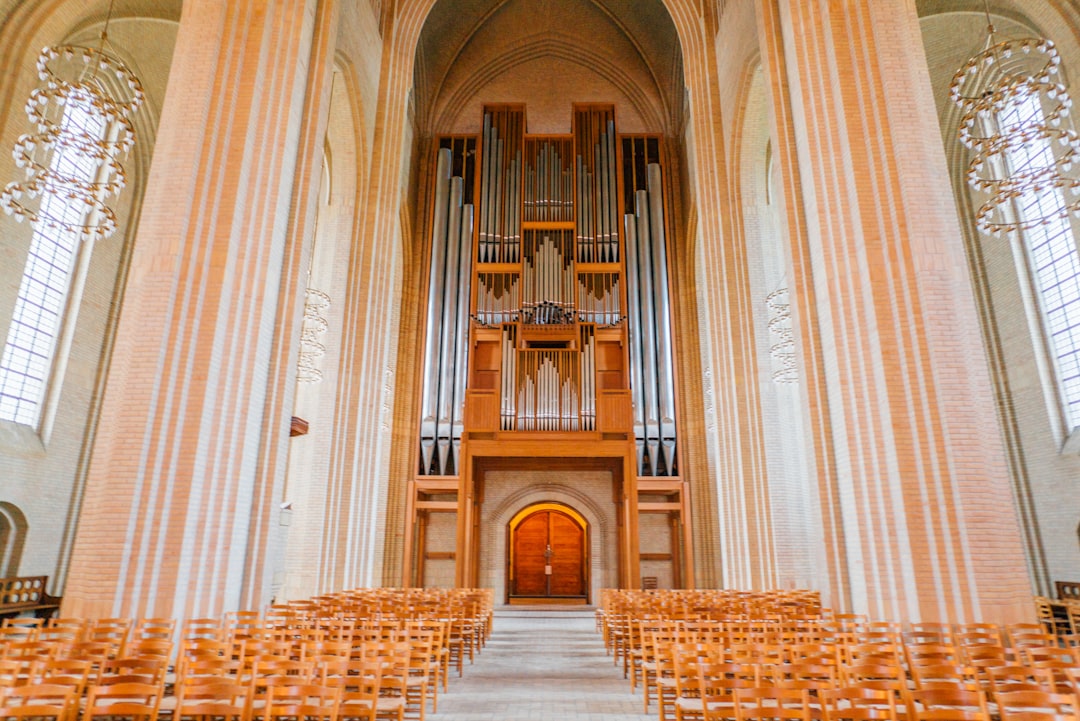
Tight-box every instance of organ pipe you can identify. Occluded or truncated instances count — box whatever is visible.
[622,142,677,476]
[419,148,451,474]
[647,164,677,474]
[418,141,474,475]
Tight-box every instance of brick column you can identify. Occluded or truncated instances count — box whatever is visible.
[772,0,1031,622]
[662,2,777,590]
[64,0,327,618]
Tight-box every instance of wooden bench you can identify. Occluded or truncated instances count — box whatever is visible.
[0,575,62,619]
[1056,580,1080,602]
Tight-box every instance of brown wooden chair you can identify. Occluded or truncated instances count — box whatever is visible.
[821,687,898,721]
[995,690,1080,721]
[84,682,162,721]
[698,661,760,721]
[908,689,990,721]
[734,687,813,721]
[259,683,340,721]
[0,682,78,721]
[173,679,251,721]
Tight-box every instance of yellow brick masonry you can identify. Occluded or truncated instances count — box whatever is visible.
[64,0,325,619]
[774,0,1031,622]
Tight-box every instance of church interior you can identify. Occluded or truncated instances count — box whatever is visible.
[2,0,1080,637]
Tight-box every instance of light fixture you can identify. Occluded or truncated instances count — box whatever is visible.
[0,2,144,242]
[950,4,1079,235]
[296,288,330,384]
[766,287,797,384]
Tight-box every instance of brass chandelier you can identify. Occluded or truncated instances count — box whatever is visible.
[1,14,144,242]
[950,8,1079,235]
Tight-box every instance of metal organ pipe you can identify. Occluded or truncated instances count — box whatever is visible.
[635,188,661,476]
[648,163,676,474]
[434,176,464,475]
[451,202,474,468]
[621,151,677,476]
[420,148,452,474]
[420,146,476,476]
[623,212,647,474]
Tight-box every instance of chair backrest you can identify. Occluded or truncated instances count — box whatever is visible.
[821,687,897,721]
[85,681,162,721]
[995,690,1080,721]
[0,683,78,721]
[261,683,341,721]
[734,687,813,721]
[174,679,251,721]
[908,688,990,721]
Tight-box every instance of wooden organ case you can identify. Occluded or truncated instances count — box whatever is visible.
[404,105,693,597]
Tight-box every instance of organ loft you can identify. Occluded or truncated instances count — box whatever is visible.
[407,105,689,601]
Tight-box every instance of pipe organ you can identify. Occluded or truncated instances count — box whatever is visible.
[409,104,689,593]
[417,109,678,472]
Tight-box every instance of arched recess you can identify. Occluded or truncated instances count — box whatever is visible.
[729,56,823,592]
[484,478,613,604]
[918,0,1080,596]
[507,501,589,601]
[0,503,28,577]
[280,56,372,601]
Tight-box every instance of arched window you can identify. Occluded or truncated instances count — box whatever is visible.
[999,92,1080,432]
[0,97,104,427]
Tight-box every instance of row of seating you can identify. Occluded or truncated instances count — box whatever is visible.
[597,589,1080,721]
[0,587,494,721]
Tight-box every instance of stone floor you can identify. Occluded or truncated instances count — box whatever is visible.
[432,608,653,720]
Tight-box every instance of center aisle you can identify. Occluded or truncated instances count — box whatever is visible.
[433,608,652,721]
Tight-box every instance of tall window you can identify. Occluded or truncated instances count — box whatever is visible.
[1002,93,1080,430]
[0,99,105,427]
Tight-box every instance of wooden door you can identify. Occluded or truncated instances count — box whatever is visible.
[511,509,585,597]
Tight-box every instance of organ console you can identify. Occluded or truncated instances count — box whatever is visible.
[406,103,691,593]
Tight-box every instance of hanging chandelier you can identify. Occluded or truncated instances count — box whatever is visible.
[950,9,1079,235]
[297,288,331,384]
[766,287,797,384]
[0,11,144,242]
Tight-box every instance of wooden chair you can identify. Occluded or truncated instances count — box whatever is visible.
[0,682,78,721]
[1033,598,1071,639]
[0,660,21,689]
[97,656,167,686]
[995,690,1080,721]
[911,664,981,692]
[988,665,1055,695]
[906,644,961,671]
[259,683,340,721]
[173,679,251,721]
[181,618,226,643]
[84,682,162,721]
[371,642,409,721]
[821,687,898,721]
[28,658,92,696]
[402,628,434,721]
[698,661,760,721]
[908,689,990,721]
[955,625,1004,648]
[324,658,380,721]
[773,663,837,719]
[734,687,813,721]
[906,624,955,646]
[132,618,176,642]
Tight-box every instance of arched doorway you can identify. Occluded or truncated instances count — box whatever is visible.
[507,502,588,603]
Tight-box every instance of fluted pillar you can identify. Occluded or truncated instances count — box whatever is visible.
[772,0,1031,622]
[64,0,328,618]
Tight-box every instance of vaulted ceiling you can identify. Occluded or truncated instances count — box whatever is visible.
[414,0,683,136]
